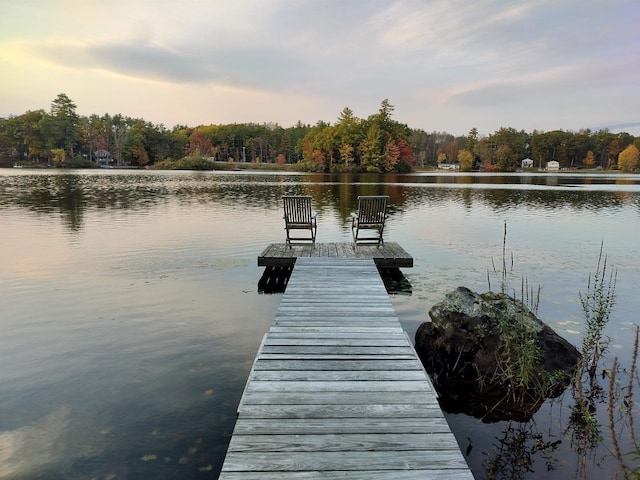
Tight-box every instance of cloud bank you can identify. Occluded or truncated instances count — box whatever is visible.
[0,0,638,135]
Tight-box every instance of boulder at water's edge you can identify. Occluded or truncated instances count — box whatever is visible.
[415,287,580,422]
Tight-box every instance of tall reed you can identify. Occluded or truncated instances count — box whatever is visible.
[579,242,617,380]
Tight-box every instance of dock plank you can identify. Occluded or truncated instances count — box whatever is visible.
[245,380,433,392]
[237,404,449,419]
[227,433,461,452]
[222,450,469,472]
[220,257,472,479]
[231,416,454,433]
[252,359,424,371]
[250,370,428,381]
[220,471,474,480]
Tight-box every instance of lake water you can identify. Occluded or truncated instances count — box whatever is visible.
[1,169,639,479]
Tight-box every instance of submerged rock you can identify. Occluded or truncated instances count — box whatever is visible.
[415,287,580,422]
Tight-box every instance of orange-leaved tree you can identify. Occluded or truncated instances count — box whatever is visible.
[618,145,639,172]
[584,150,596,168]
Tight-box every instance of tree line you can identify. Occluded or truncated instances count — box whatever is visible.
[1,93,638,172]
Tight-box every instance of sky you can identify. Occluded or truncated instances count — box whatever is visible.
[1,0,639,137]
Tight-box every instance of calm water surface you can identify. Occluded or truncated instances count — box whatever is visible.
[1,169,639,479]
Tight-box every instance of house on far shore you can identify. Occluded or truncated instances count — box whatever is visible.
[438,162,460,170]
[546,160,560,171]
[521,158,534,169]
[95,149,113,166]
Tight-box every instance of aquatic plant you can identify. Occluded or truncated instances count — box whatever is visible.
[487,222,567,406]
[565,242,640,479]
[570,244,617,445]
[606,326,640,480]
[578,242,617,381]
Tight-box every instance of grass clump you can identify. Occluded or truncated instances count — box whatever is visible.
[487,222,567,405]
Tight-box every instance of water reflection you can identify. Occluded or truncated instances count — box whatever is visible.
[483,420,562,480]
[2,171,639,233]
[2,169,640,479]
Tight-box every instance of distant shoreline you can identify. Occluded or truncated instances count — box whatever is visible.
[2,162,634,175]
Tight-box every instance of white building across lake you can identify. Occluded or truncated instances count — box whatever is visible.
[521,158,534,169]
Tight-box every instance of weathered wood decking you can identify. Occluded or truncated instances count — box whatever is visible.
[220,258,473,479]
[258,242,413,268]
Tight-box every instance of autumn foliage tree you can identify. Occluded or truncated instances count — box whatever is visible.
[298,100,414,173]
[186,130,214,157]
[360,123,385,172]
[396,140,414,172]
[618,144,639,172]
[584,150,596,168]
[444,140,459,165]
[457,149,474,171]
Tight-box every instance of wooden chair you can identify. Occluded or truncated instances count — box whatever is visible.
[282,196,317,247]
[351,195,389,247]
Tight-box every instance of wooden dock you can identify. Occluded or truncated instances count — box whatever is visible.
[258,242,413,268]
[220,258,473,479]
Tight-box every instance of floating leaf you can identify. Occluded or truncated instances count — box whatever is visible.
[141,454,157,462]
[178,456,189,464]
[199,465,213,472]
[203,389,214,397]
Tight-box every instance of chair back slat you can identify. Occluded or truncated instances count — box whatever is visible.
[357,196,388,224]
[283,196,312,223]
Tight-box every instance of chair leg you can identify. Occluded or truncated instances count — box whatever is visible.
[285,226,317,247]
[378,226,384,248]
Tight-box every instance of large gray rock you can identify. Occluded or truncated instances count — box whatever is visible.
[415,287,580,422]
